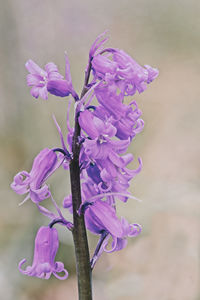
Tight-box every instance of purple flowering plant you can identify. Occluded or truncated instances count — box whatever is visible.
[11,32,158,299]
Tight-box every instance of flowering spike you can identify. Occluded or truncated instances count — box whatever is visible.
[13,33,158,292]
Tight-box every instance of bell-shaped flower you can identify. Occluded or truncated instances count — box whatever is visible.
[26,54,78,100]
[91,48,159,96]
[47,54,79,100]
[79,109,116,139]
[82,137,130,183]
[92,54,117,78]
[11,148,60,203]
[79,109,130,166]
[47,79,73,97]
[18,226,68,280]
[84,200,141,253]
[94,84,129,120]
[113,101,144,140]
[84,200,124,237]
[113,50,159,93]
[103,217,142,253]
[79,109,129,167]
[99,155,142,202]
[26,60,63,100]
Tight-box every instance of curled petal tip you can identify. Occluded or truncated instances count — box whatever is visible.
[53,268,69,280]
[129,223,142,237]
[18,259,28,274]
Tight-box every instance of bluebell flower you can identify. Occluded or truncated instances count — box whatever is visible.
[19,226,68,280]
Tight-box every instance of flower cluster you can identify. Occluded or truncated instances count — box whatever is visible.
[11,32,158,279]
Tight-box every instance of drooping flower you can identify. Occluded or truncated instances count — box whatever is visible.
[11,148,60,203]
[18,226,68,280]
[79,109,116,140]
[84,199,123,236]
[94,83,129,120]
[98,156,142,202]
[84,200,141,253]
[103,217,142,253]
[91,48,159,96]
[79,109,130,164]
[112,101,144,140]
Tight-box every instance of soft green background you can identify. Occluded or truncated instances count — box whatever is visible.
[1,0,200,299]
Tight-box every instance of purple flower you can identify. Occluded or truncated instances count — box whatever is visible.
[79,154,142,204]
[85,200,123,237]
[26,60,63,100]
[103,217,142,252]
[47,54,79,100]
[84,200,141,252]
[94,83,130,120]
[79,110,130,164]
[82,138,130,175]
[113,101,144,140]
[92,54,117,77]
[91,99,144,141]
[99,156,142,202]
[18,226,68,280]
[11,148,59,203]
[91,49,159,96]
[47,79,72,97]
[26,54,78,100]
[79,109,116,139]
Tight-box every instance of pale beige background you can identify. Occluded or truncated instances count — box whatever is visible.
[0,0,200,299]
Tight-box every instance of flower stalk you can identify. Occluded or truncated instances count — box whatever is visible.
[69,64,93,299]
[11,31,158,300]
[70,114,92,299]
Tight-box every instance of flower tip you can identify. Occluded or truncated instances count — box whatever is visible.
[53,267,69,280]
[25,59,33,69]
[101,29,109,37]
[144,64,159,83]
[18,258,28,274]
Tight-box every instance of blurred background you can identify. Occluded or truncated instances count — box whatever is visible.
[0,0,200,299]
